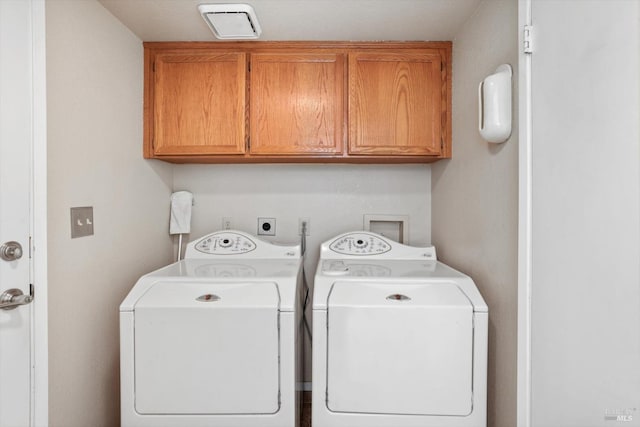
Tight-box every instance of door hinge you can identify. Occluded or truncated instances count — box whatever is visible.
[523,25,533,54]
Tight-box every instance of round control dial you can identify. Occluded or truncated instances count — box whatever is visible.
[219,238,233,248]
[353,239,368,249]
[329,233,391,255]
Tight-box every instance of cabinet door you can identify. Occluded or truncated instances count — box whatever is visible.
[152,52,246,155]
[349,51,445,156]
[249,53,344,155]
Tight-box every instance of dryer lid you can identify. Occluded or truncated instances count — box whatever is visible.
[328,281,472,309]
[135,281,280,309]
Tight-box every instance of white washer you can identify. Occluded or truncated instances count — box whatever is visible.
[120,230,303,427]
[312,231,488,427]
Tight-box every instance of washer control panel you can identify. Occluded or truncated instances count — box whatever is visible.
[194,232,257,255]
[329,233,391,255]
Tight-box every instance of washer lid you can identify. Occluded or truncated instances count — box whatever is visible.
[135,281,280,309]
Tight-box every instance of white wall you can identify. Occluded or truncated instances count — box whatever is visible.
[44,1,522,424]
[173,163,432,380]
[46,1,174,425]
[432,1,519,427]
[526,1,640,426]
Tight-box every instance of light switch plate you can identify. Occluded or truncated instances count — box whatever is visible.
[71,206,94,238]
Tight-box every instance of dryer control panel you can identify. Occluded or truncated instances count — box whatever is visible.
[194,232,257,255]
[329,233,391,255]
[321,231,436,260]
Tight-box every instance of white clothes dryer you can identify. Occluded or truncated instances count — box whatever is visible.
[120,230,303,427]
[312,231,488,427]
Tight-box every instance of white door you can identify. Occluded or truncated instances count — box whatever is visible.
[0,1,37,426]
[518,0,640,426]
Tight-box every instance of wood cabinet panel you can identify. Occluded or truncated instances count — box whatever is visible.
[152,51,246,155]
[348,51,445,156]
[249,53,344,155]
[143,42,451,163]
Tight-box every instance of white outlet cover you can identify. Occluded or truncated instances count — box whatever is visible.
[299,218,310,236]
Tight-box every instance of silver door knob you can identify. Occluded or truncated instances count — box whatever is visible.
[0,241,23,261]
[0,288,32,310]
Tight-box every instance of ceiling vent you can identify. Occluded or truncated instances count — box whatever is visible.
[198,4,262,40]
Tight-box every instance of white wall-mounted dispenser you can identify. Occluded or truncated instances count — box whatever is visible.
[478,64,512,143]
[169,191,193,261]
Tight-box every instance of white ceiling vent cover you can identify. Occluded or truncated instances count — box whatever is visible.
[199,4,262,39]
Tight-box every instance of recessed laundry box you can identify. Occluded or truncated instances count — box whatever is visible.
[313,231,488,427]
[327,282,474,416]
[120,230,303,427]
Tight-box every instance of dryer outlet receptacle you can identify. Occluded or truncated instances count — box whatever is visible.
[222,217,232,230]
[258,217,276,236]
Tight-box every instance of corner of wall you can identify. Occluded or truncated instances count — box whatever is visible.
[431,1,519,427]
[46,1,174,425]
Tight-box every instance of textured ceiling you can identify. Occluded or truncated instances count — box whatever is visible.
[97,0,482,42]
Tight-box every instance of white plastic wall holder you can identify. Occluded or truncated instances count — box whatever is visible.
[478,64,512,143]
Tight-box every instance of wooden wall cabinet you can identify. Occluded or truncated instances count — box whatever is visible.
[348,51,447,157]
[146,51,247,156]
[249,52,345,156]
[144,42,451,163]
